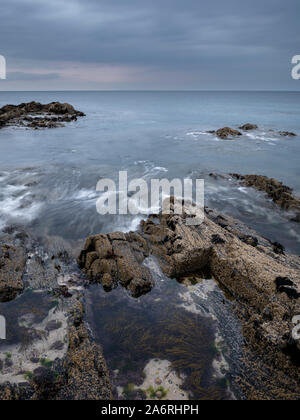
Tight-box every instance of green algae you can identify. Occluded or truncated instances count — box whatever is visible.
[24,371,33,380]
[147,385,168,399]
[40,358,53,368]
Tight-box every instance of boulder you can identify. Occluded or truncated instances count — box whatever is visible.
[32,367,58,399]
[46,102,76,115]
[239,123,258,131]
[215,127,242,139]
[78,232,153,298]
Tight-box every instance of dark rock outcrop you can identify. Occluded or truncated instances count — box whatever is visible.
[0,101,85,130]
[275,277,300,299]
[230,174,300,222]
[215,127,242,139]
[206,127,242,139]
[55,302,112,400]
[0,382,34,400]
[279,131,297,137]
[239,123,258,131]
[78,231,153,298]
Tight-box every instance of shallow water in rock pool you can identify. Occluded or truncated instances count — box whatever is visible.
[86,258,243,400]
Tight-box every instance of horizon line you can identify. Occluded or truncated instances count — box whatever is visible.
[0,89,300,93]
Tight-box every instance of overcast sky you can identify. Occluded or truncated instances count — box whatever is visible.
[0,0,299,90]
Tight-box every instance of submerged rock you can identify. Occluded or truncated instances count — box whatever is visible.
[239,123,258,131]
[279,131,297,137]
[215,127,242,139]
[0,101,85,130]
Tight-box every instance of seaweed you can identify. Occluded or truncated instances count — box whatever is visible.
[40,358,53,368]
[147,385,168,399]
[89,285,228,400]
[24,371,33,380]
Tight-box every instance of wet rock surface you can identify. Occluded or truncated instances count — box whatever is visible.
[55,301,112,400]
[0,102,85,130]
[0,244,26,302]
[239,123,258,131]
[279,131,297,137]
[230,174,300,222]
[206,125,297,139]
[79,202,300,399]
[0,227,111,400]
[208,127,242,139]
[78,231,153,298]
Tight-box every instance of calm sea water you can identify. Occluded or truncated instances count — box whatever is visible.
[0,90,299,252]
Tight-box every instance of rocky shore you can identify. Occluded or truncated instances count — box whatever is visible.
[79,201,300,399]
[0,102,85,129]
[1,198,300,399]
[206,124,297,139]
[0,227,111,400]
[230,174,300,222]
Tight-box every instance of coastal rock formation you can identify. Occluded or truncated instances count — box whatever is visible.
[239,123,258,131]
[78,231,153,298]
[55,301,112,400]
[0,101,85,129]
[230,174,300,221]
[0,383,33,400]
[79,203,300,399]
[206,125,297,139]
[279,131,297,137]
[0,301,112,400]
[0,244,26,302]
[215,127,242,139]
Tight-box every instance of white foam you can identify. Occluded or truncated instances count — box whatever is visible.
[186,131,207,137]
[0,184,43,228]
[245,132,278,142]
[134,160,168,177]
[72,188,98,201]
[117,216,144,233]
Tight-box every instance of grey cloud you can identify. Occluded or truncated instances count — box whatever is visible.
[1,0,299,89]
[8,72,60,81]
